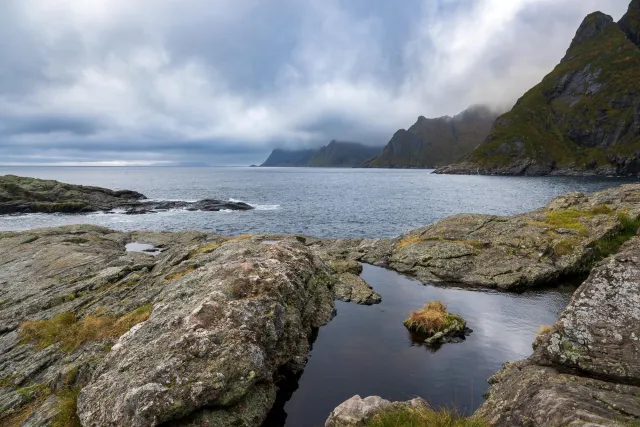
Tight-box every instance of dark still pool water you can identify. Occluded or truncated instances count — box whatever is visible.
[1,166,640,238]
[271,265,572,427]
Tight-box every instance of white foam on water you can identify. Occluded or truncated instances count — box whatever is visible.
[228,198,280,211]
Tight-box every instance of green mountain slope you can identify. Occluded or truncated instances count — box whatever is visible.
[436,0,640,176]
[307,141,382,167]
[364,105,498,168]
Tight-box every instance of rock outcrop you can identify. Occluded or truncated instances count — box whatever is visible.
[0,227,381,427]
[364,106,498,169]
[476,235,640,426]
[317,184,640,290]
[436,0,640,176]
[324,395,428,427]
[0,175,253,214]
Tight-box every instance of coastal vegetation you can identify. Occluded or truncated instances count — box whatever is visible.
[366,406,487,427]
[403,301,466,342]
[19,305,152,352]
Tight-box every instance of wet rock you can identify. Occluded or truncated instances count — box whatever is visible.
[333,273,381,305]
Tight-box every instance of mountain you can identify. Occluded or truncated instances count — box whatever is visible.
[364,105,498,168]
[436,0,640,176]
[260,148,317,167]
[261,141,382,167]
[307,141,382,167]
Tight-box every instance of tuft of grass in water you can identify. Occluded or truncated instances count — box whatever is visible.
[366,406,487,427]
[19,304,152,352]
[594,213,640,260]
[403,301,465,336]
[52,389,81,427]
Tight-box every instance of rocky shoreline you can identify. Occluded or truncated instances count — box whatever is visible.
[0,175,253,215]
[1,183,640,426]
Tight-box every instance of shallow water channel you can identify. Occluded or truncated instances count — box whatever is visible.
[265,264,573,427]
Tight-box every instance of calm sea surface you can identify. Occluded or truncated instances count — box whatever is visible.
[1,166,638,237]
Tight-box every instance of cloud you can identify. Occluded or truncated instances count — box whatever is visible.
[0,0,631,165]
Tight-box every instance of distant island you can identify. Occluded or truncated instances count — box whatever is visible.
[437,0,640,176]
[261,140,382,168]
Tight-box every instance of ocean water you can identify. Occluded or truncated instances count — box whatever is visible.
[1,166,638,237]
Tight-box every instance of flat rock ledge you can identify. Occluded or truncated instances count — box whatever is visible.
[0,226,379,427]
[476,236,640,426]
[315,184,640,290]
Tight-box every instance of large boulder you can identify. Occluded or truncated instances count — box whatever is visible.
[477,236,640,426]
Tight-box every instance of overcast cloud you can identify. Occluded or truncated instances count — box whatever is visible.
[0,0,631,165]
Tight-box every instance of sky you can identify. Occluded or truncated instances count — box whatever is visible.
[0,0,631,166]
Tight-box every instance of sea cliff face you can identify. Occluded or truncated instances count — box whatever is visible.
[436,0,640,176]
[365,106,497,169]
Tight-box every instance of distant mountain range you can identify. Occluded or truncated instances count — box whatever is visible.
[261,106,498,169]
[437,0,640,176]
[261,141,382,168]
[364,105,498,168]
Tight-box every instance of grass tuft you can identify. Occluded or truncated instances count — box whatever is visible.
[52,389,81,427]
[366,406,487,427]
[19,304,152,352]
[403,301,465,336]
[165,265,197,282]
[594,213,640,260]
[538,325,554,336]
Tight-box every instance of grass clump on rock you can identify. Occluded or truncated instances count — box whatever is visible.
[403,301,467,345]
[366,405,487,427]
[19,304,152,352]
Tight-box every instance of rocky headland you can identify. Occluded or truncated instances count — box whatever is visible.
[1,182,640,426]
[364,105,498,169]
[436,0,640,176]
[315,183,640,291]
[0,175,253,215]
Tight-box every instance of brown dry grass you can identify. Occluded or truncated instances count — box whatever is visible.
[19,304,152,352]
[404,301,458,335]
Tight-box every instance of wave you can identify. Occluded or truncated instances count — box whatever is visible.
[229,198,280,211]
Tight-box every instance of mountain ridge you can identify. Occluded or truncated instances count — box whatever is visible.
[364,105,498,168]
[435,0,640,176]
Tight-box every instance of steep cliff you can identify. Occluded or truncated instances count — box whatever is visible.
[437,1,640,176]
[365,106,497,168]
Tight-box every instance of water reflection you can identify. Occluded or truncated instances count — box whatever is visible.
[273,264,572,427]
